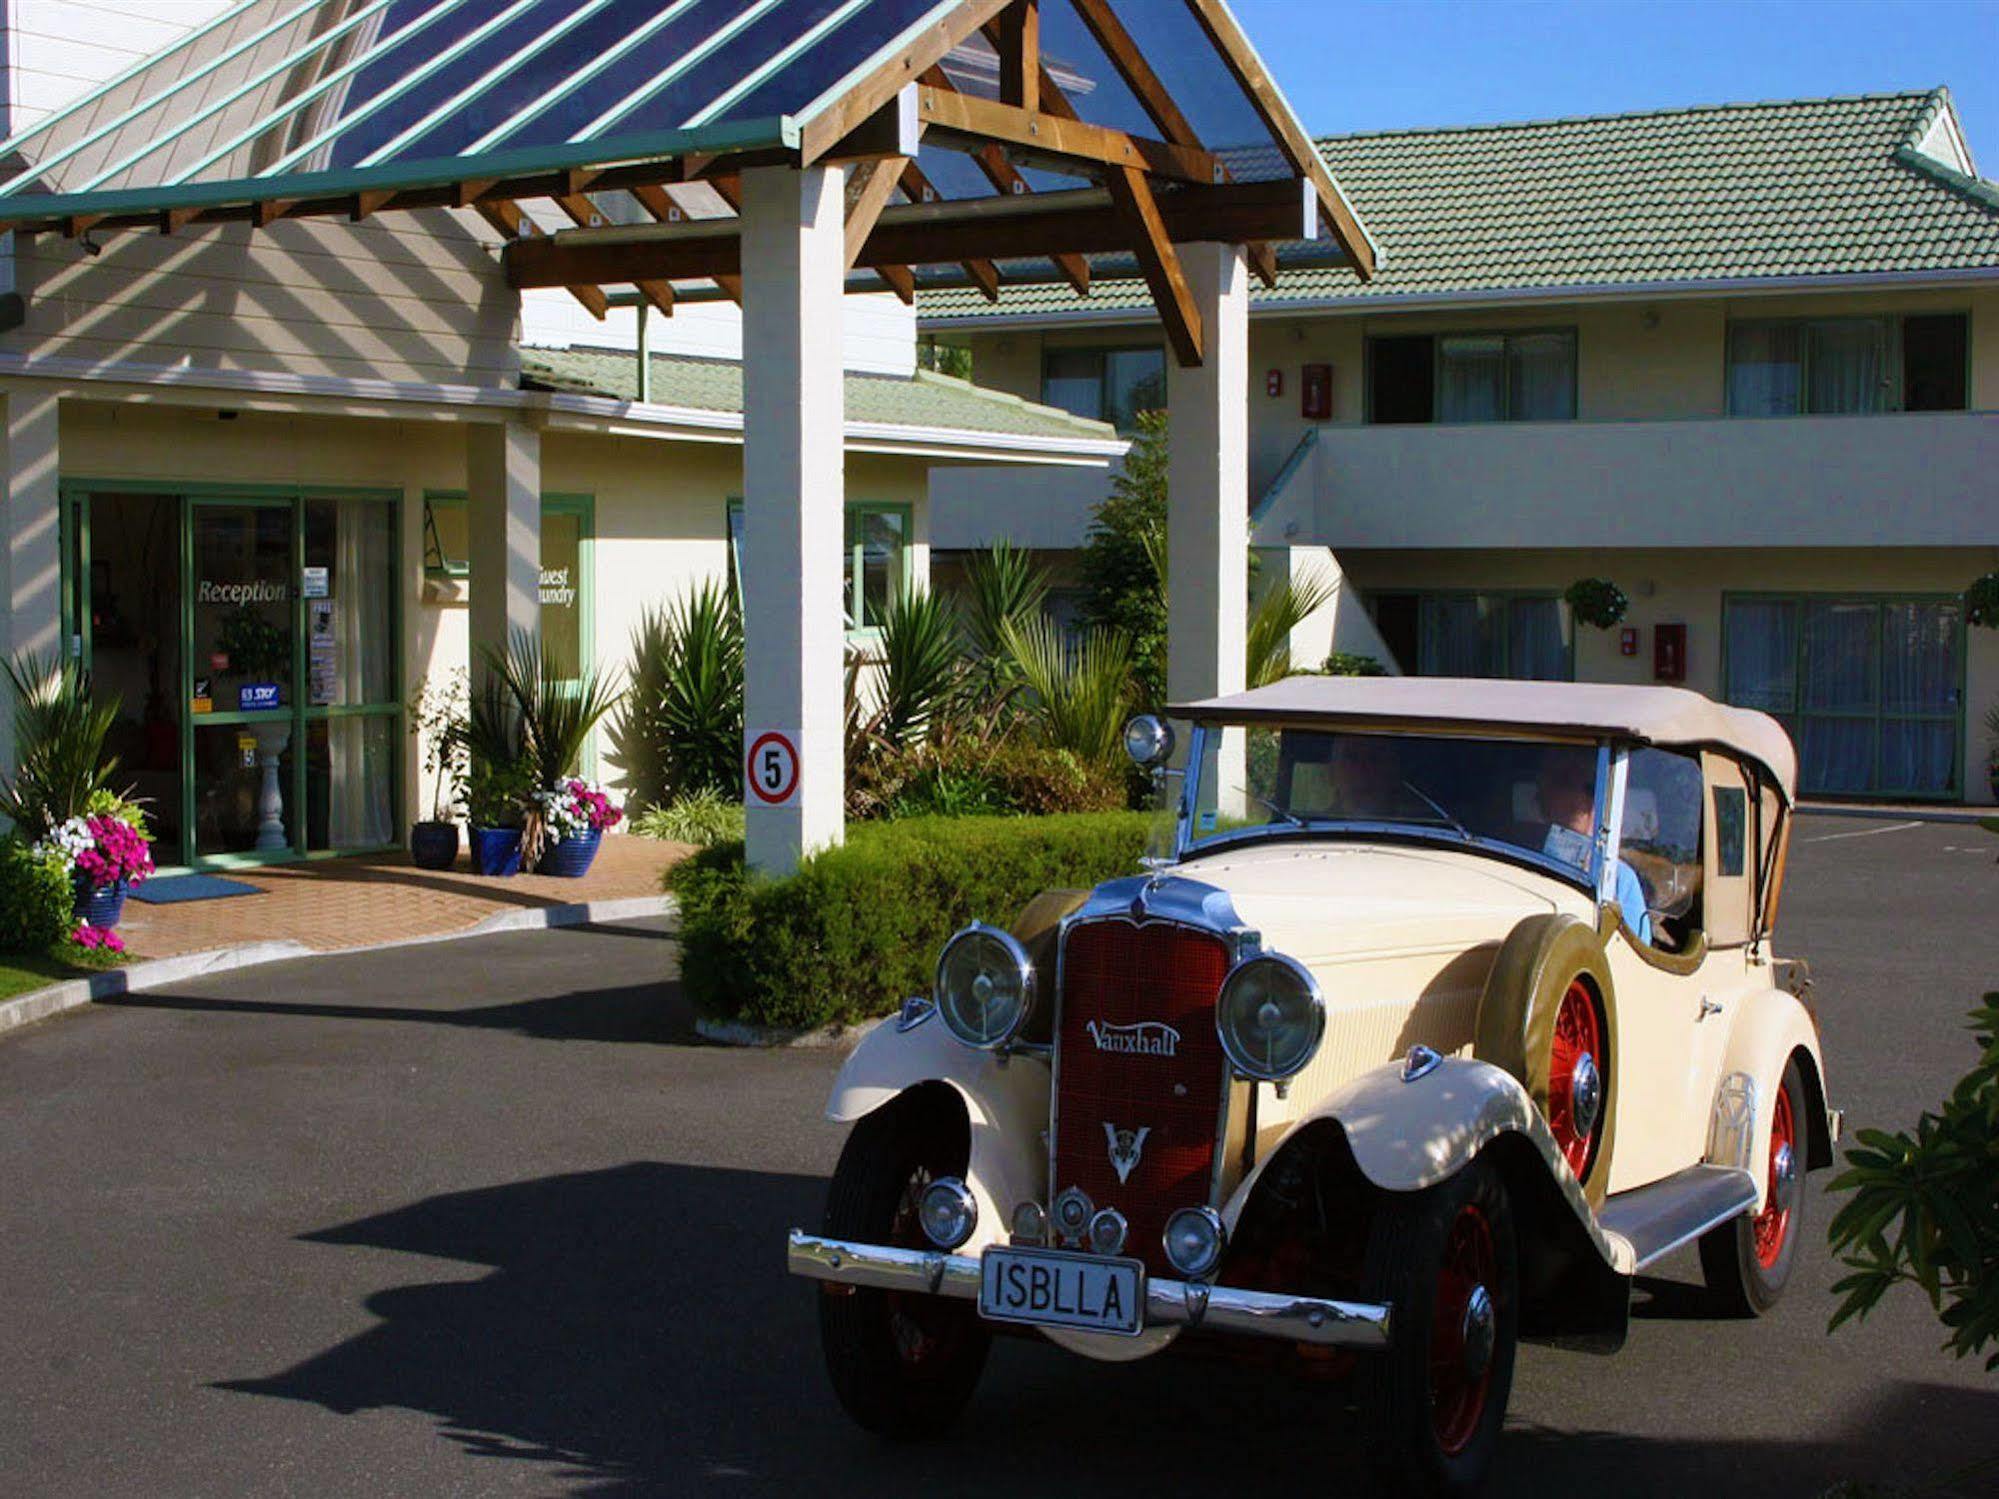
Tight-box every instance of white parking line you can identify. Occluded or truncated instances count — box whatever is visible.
[1800,820,1924,844]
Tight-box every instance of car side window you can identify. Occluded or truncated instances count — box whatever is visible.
[1712,786,1747,877]
[1620,747,1704,949]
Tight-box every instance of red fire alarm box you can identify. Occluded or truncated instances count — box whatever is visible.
[1265,368,1283,398]
[1653,622,1687,682]
[1618,627,1639,657]
[1301,362,1332,421]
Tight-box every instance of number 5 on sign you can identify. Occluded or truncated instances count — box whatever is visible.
[745,730,801,808]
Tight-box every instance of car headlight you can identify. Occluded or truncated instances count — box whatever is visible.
[934,922,1035,1049]
[1215,953,1325,1082]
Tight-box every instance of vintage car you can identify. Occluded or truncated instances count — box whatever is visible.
[787,677,1839,1496]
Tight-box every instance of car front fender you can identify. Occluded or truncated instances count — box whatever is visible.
[826,1011,1048,1255]
[1222,1056,1632,1273]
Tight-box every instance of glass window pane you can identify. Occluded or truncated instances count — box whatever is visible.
[1880,601,1958,714]
[1506,598,1569,680]
[1806,319,1887,414]
[1727,324,1802,415]
[1800,717,1875,795]
[849,508,905,629]
[304,497,395,707]
[192,505,292,714]
[1507,332,1575,420]
[1801,602,1878,711]
[1437,336,1505,422]
[1103,348,1166,432]
[540,511,585,680]
[1724,600,1798,712]
[1418,595,1497,676]
[1042,349,1105,421]
[306,716,397,852]
[425,498,468,575]
[193,720,293,857]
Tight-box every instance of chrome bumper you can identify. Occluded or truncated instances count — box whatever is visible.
[786,1230,1392,1350]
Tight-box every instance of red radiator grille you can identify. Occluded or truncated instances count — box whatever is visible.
[1054,919,1232,1274]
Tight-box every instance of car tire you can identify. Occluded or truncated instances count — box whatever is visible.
[1699,1057,1807,1317]
[818,1089,991,1438]
[1359,1156,1519,1499]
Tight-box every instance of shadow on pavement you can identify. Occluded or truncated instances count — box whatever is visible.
[215,1162,1999,1498]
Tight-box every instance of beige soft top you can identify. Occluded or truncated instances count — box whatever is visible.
[1172,676,1798,801]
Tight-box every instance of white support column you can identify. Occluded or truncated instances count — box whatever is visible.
[1166,244,1250,819]
[740,164,846,874]
[0,386,59,788]
[466,420,541,689]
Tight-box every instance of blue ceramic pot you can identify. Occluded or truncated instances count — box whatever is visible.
[468,826,523,877]
[74,876,129,929]
[536,826,602,878]
[410,821,459,871]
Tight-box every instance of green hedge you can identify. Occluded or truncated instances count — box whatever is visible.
[0,835,73,954]
[671,811,1152,1031]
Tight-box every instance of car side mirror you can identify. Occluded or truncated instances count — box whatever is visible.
[1123,715,1175,769]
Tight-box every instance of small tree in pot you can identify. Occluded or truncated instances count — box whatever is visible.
[407,669,468,870]
[478,632,624,875]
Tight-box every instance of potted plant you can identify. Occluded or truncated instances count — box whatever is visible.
[532,778,624,877]
[408,669,468,871]
[479,631,624,872]
[464,759,531,876]
[1564,577,1629,630]
[42,797,155,928]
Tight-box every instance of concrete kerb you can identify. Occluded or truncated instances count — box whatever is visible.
[0,893,676,1042]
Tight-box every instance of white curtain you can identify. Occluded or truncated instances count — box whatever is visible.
[1723,600,1798,713]
[1437,337,1504,422]
[329,500,393,849]
[1806,320,1886,414]
[1726,324,1802,415]
[1878,602,1960,795]
[1507,333,1575,420]
[1506,598,1569,680]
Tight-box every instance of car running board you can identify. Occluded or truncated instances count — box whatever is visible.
[1596,1164,1759,1272]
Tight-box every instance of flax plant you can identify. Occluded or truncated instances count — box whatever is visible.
[999,614,1134,771]
[0,653,121,833]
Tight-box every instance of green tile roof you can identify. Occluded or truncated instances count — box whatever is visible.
[918,89,1999,324]
[518,346,1117,442]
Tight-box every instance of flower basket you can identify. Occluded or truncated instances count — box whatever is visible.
[1967,573,1999,630]
[73,875,130,929]
[1564,577,1629,630]
[468,825,523,877]
[536,826,602,878]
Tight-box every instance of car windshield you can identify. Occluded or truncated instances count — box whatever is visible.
[1184,724,1606,885]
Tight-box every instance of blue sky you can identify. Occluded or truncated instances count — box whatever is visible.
[1232,0,1999,168]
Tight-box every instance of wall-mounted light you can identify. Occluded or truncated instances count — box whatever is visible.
[79,231,101,258]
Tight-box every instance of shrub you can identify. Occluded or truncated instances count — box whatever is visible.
[611,581,743,806]
[869,581,965,750]
[1000,614,1134,771]
[890,738,1124,819]
[671,811,1152,1030]
[633,787,745,848]
[0,835,75,954]
[1078,409,1168,711]
[1827,996,1999,1370]
[1326,651,1389,677]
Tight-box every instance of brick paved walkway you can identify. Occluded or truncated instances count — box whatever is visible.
[115,834,691,961]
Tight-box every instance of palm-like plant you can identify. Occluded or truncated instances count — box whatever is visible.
[872,581,964,749]
[0,653,121,833]
[1246,567,1338,688]
[478,630,624,863]
[960,539,1051,721]
[1000,614,1134,770]
[613,581,743,803]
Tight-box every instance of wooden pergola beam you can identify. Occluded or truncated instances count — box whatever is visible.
[503,178,1313,292]
[1104,166,1200,366]
[477,199,608,320]
[1180,0,1376,279]
[918,87,1218,186]
[898,159,1001,302]
[632,183,742,304]
[844,156,914,305]
[996,0,1038,113]
[554,193,673,317]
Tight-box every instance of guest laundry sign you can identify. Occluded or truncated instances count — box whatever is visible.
[539,565,576,608]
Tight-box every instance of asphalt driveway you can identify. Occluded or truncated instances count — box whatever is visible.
[0,813,1992,1497]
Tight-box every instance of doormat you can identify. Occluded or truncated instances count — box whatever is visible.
[129,875,263,904]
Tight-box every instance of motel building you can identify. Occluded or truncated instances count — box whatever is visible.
[923,87,1999,806]
[0,0,1372,873]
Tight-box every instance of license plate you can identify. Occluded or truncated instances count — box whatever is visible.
[978,1246,1145,1336]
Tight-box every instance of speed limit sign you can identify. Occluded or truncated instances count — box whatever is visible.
[745,730,801,807]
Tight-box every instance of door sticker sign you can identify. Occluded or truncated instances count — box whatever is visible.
[746,730,801,807]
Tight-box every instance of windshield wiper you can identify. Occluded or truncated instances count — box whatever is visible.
[1237,786,1305,829]
[1399,778,1473,842]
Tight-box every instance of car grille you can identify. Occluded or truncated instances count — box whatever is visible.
[1053,919,1233,1274]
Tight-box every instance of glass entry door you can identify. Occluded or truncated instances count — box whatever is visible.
[1724,595,1963,799]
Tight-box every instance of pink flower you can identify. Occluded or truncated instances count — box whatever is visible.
[72,814,153,889]
[72,923,125,954]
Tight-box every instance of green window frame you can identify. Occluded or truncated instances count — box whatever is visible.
[421,490,595,679]
[1365,328,1579,424]
[1719,590,1966,800]
[1723,312,1971,417]
[725,498,913,635]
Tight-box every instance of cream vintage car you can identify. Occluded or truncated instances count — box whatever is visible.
[787,677,1839,1496]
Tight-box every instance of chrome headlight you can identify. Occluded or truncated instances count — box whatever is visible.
[1215,952,1325,1082]
[934,922,1035,1049]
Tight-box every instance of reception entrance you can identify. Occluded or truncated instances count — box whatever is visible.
[61,484,401,868]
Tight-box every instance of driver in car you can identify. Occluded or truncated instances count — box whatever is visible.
[1537,751,1653,944]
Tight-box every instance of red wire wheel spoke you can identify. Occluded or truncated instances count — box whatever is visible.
[1546,979,1604,1179]
[1427,1204,1497,1457]
[1752,1087,1796,1269]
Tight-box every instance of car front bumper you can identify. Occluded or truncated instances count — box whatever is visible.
[786,1230,1393,1350]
